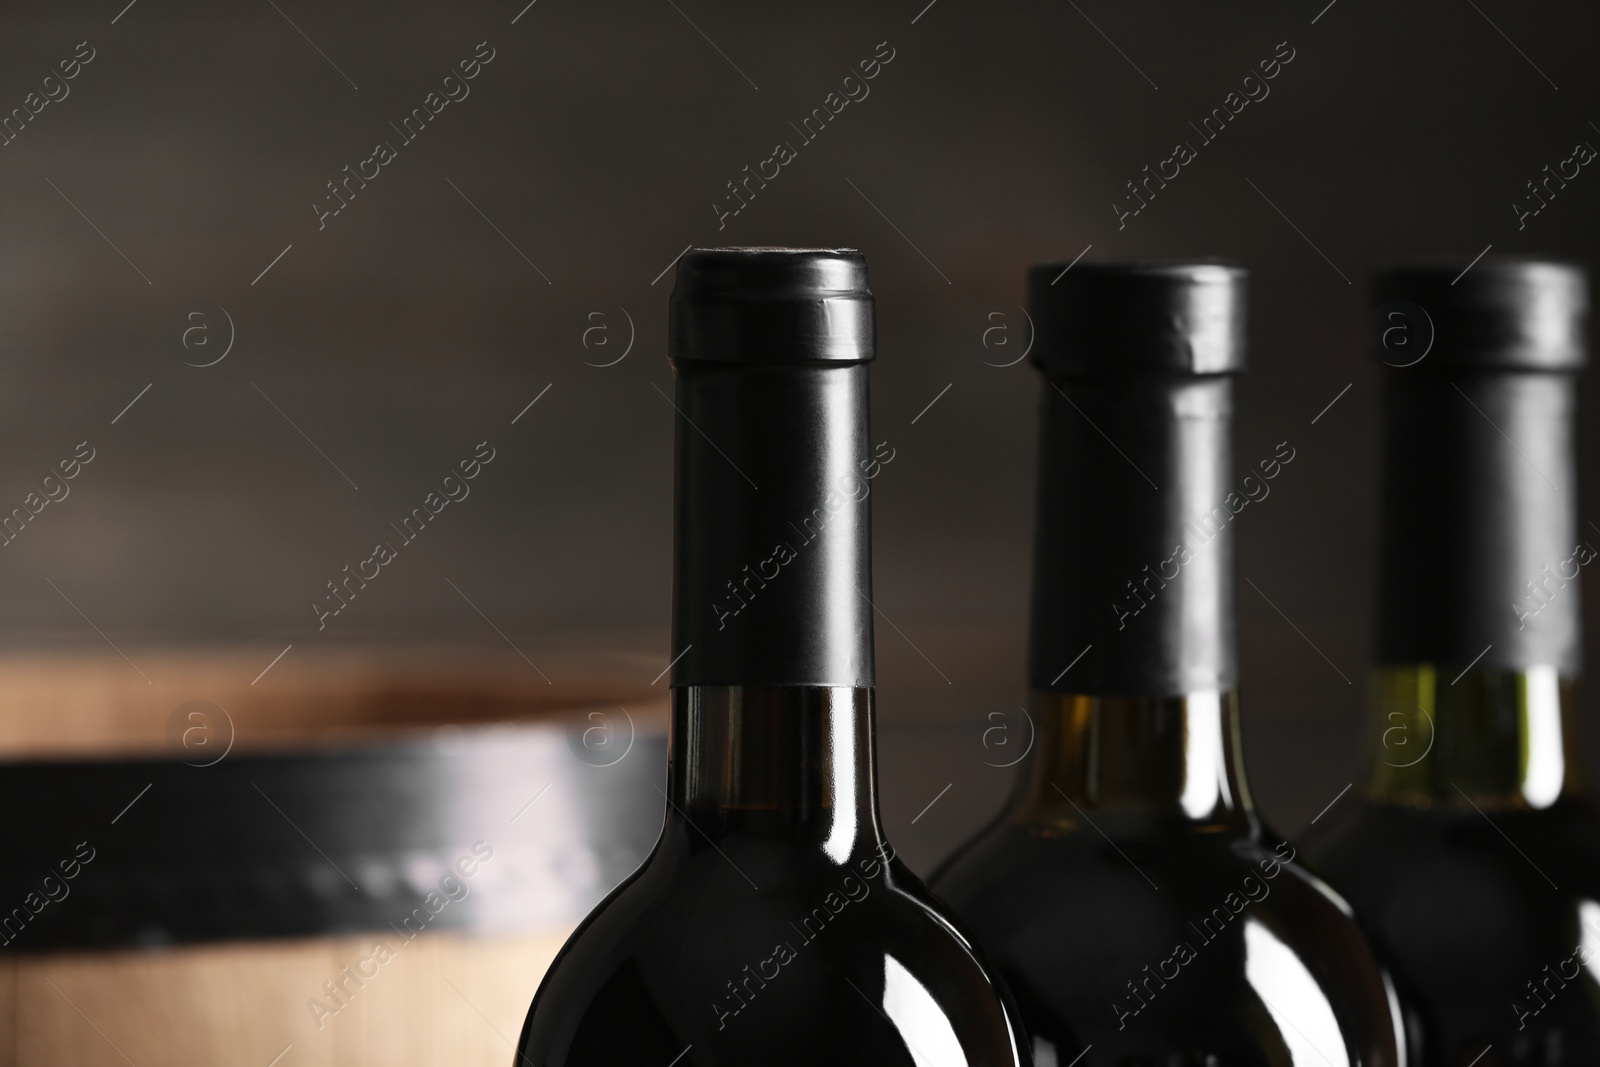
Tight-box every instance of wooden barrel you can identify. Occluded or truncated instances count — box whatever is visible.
[0,645,669,1066]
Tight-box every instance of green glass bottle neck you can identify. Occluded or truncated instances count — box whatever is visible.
[1009,689,1253,827]
[1362,665,1583,809]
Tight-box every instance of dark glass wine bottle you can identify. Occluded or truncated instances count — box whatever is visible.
[1301,261,1600,1067]
[516,248,1028,1067]
[933,262,1407,1067]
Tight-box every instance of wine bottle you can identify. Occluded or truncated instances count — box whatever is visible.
[1301,261,1600,1066]
[516,248,1028,1066]
[933,262,1407,1066]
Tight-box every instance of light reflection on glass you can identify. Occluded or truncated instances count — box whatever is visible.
[1522,665,1565,809]
[822,697,856,864]
[1181,691,1225,818]
[1578,901,1600,985]
[1243,918,1350,1067]
[882,952,970,1067]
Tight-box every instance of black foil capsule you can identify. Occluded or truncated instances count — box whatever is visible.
[668,248,877,688]
[1026,261,1249,697]
[1375,260,1589,675]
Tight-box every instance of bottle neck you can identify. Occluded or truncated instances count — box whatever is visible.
[1362,665,1584,809]
[1378,370,1581,674]
[1010,689,1253,827]
[670,362,876,689]
[1029,374,1241,697]
[1370,366,1585,809]
[667,686,883,856]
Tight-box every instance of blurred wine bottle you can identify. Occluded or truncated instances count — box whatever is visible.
[515,248,1029,1067]
[1302,261,1600,1066]
[935,262,1407,1066]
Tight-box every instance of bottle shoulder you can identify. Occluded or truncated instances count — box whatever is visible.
[1299,795,1600,1061]
[936,816,1301,907]
[519,833,1027,1067]
[938,817,1371,939]
[1299,794,1600,961]
[1302,793,1600,896]
[932,820,1403,1065]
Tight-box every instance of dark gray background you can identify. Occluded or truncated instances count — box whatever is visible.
[1,0,1597,867]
